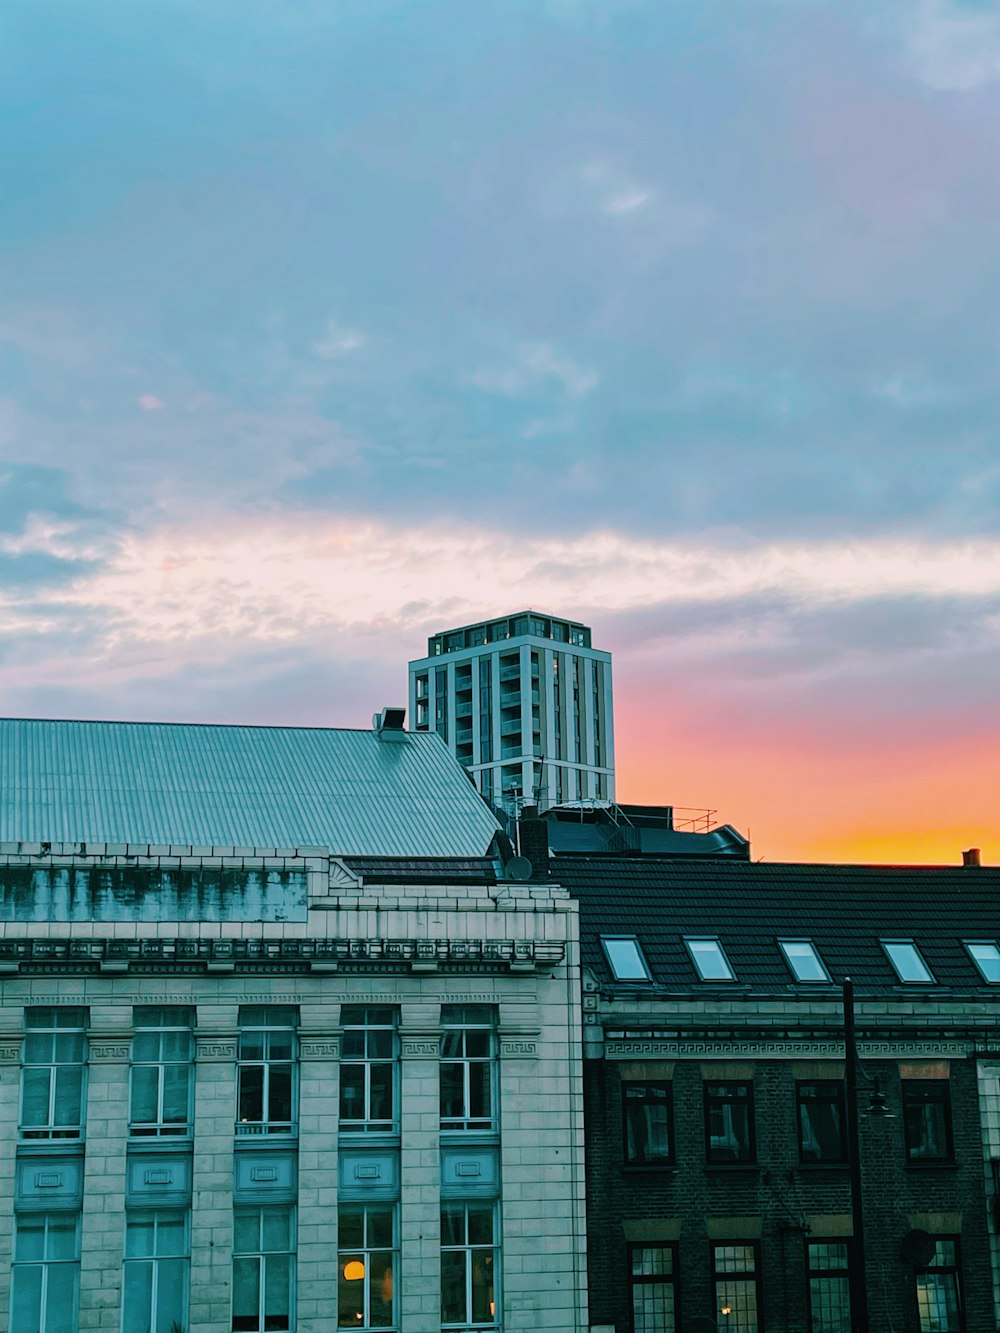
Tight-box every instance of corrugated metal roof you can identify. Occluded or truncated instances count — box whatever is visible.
[0,719,500,858]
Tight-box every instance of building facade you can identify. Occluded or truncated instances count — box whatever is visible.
[549,848,1000,1333]
[407,611,614,814]
[0,718,589,1333]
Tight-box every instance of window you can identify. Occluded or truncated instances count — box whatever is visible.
[914,1239,962,1332]
[122,1211,189,1333]
[807,1241,851,1332]
[233,1206,294,1332]
[964,941,1000,983]
[629,1244,677,1333]
[440,1006,497,1133]
[10,1213,80,1333]
[797,1082,846,1164]
[623,1083,674,1167]
[130,1006,194,1138]
[685,938,736,982]
[600,936,652,982]
[21,1008,87,1140]
[441,1203,499,1329]
[705,1083,755,1164]
[338,1206,396,1331]
[713,1243,760,1333]
[779,941,831,983]
[340,1007,398,1133]
[882,940,935,984]
[903,1081,953,1163]
[237,1008,297,1136]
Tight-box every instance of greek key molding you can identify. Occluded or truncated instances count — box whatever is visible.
[88,1039,131,1061]
[299,1039,340,1060]
[500,1040,537,1057]
[607,1039,978,1060]
[401,1040,439,1058]
[196,1039,237,1061]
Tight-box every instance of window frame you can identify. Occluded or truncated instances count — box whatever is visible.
[796,1080,847,1165]
[339,1007,399,1134]
[121,1210,190,1333]
[232,1204,295,1333]
[622,1081,675,1169]
[712,1241,761,1333]
[600,936,652,983]
[10,1212,81,1333]
[337,1203,397,1332]
[129,1006,195,1139]
[881,939,935,984]
[20,1007,88,1142]
[440,1006,498,1134]
[806,1239,852,1333]
[236,1008,298,1137]
[684,937,736,983]
[913,1237,963,1333]
[902,1080,954,1164]
[778,939,832,984]
[704,1081,756,1165]
[440,1201,500,1331]
[629,1242,678,1333]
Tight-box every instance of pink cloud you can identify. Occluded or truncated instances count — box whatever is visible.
[138,394,165,411]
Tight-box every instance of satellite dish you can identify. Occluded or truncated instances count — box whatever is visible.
[900,1229,937,1266]
[505,856,533,882]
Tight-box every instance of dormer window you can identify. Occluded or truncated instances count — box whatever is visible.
[601,936,652,982]
[965,941,1000,983]
[684,938,735,982]
[881,940,935,984]
[778,940,831,983]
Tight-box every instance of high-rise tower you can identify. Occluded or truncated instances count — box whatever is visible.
[408,609,614,812]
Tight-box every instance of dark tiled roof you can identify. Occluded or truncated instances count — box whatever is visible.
[555,856,1000,993]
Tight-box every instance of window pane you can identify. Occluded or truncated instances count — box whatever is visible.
[467,1206,494,1247]
[125,1219,156,1259]
[780,941,830,982]
[267,1068,293,1124]
[233,1213,260,1256]
[602,937,650,981]
[154,1257,187,1333]
[122,1260,153,1331]
[238,1067,264,1123]
[367,1209,393,1251]
[262,1209,291,1254]
[263,1253,291,1329]
[370,1251,394,1327]
[809,1276,851,1332]
[440,1205,464,1247]
[131,1067,160,1124]
[440,1251,467,1324]
[633,1281,675,1333]
[339,1066,365,1120]
[232,1255,260,1329]
[625,1084,672,1164]
[161,1065,190,1124]
[468,1064,492,1121]
[47,1217,79,1262]
[11,1264,43,1333]
[916,1274,960,1332]
[883,941,934,983]
[966,942,1000,982]
[46,1260,79,1333]
[440,1066,464,1121]
[338,1211,363,1251]
[14,1217,46,1263]
[369,1064,393,1121]
[21,1068,53,1126]
[337,1256,364,1327]
[471,1250,495,1323]
[53,1067,83,1125]
[687,939,735,981]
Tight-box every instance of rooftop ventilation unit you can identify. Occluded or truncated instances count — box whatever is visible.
[373,706,407,742]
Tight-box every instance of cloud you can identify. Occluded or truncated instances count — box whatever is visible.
[138,394,165,411]
[313,319,367,360]
[472,342,598,399]
[895,0,1000,91]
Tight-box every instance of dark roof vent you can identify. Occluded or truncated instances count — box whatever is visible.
[962,848,982,867]
[373,707,407,742]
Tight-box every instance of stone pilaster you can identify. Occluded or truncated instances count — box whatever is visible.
[79,1011,132,1333]
[296,1003,341,1333]
[399,1007,441,1333]
[190,1022,238,1333]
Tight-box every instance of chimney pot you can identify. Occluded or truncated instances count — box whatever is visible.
[962,848,982,867]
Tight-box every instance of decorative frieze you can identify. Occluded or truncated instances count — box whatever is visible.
[88,1040,131,1062]
[607,1038,980,1060]
[195,1038,238,1062]
[298,1038,340,1060]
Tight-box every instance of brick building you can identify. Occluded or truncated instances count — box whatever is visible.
[550,849,1000,1333]
[0,717,589,1333]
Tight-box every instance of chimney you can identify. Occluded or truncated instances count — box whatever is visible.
[517,805,549,879]
[962,848,982,868]
[373,706,407,742]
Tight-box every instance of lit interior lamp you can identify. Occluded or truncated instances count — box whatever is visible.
[721,1307,732,1318]
[343,1260,365,1281]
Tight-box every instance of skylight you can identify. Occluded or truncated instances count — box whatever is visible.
[965,942,1000,984]
[778,940,831,983]
[881,940,935,984]
[601,936,651,982]
[684,937,735,982]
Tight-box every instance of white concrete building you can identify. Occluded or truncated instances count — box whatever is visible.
[0,717,588,1333]
[408,612,614,814]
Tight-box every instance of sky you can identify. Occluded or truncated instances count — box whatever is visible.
[2,0,999,864]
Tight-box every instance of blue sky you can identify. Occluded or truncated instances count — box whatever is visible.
[2,0,999,860]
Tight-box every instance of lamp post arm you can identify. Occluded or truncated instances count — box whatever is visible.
[844,978,870,1333]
